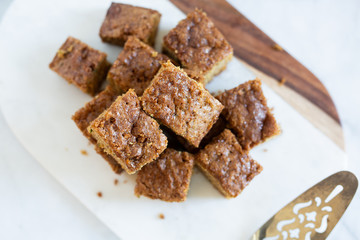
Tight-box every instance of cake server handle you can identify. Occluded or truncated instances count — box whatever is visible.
[251,171,358,240]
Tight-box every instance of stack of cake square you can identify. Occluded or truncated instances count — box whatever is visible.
[49,2,280,202]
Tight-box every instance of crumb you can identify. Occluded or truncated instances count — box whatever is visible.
[97,192,102,198]
[80,149,88,156]
[65,147,68,151]
[123,180,128,184]
[272,44,283,51]
[279,77,287,86]
[114,179,119,185]
[159,213,165,219]
[151,51,158,57]
[263,149,268,152]
[67,45,73,52]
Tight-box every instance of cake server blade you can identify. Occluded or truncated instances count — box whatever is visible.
[251,171,358,240]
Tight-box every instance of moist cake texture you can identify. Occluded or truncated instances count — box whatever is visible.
[107,36,169,95]
[216,79,280,150]
[141,61,224,148]
[72,86,122,174]
[163,9,233,85]
[49,36,110,96]
[135,148,194,202]
[99,3,161,46]
[88,89,167,174]
[195,129,263,198]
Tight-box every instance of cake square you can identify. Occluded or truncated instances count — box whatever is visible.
[88,89,167,174]
[99,3,161,46]
[49,36,110,96]
[107,36,169,95]
[163,9,233,85]
[216,79,280,150]
[135,148,194,202]
[72,86,122,174]
[195,129,263,198]
[141,61,224,148]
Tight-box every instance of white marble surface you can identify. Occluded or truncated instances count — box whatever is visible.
[0,0,359,239]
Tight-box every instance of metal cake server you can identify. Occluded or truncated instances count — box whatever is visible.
[252,171,358,240]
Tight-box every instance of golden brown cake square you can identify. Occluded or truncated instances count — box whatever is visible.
[72,86,122,174]
[107,36,169,95]
[163,9,233,85]
[49,36,110,96]
[88,89,167,174]
[135,148,194,202]
[99,3,161,46]
[196,129,262,198]
[216,79,280,150]
[141,61,224,148]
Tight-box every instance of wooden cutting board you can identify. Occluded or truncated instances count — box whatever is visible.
[170,0,344,150]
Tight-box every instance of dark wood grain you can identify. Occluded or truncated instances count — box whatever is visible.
[170,0,340,124]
